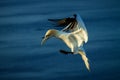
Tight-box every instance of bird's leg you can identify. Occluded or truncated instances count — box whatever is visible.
[59,49,74,54]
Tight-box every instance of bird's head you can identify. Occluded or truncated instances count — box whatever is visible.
[41,29,58,45]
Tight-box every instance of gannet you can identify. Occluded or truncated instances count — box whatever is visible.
[41,29,90,71]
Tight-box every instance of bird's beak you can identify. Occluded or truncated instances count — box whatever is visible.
[41,36,48,45]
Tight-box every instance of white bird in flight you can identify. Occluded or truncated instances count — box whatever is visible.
[41,29,90,71]
[41,13,90,71]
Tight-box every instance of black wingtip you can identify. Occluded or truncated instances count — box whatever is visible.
[59,50,69,54]
[59,49,74,54]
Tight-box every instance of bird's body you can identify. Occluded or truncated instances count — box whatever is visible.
[58,30,83,53]
[41,29,90,71]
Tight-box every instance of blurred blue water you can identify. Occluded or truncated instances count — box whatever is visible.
[0,0,120,80]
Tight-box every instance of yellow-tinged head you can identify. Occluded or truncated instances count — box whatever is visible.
[41,29,58,45]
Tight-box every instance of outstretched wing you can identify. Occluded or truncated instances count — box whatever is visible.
[48,17,77,31]
[48,18,74,26]
[73,14,88,43]
[48,14,88,42]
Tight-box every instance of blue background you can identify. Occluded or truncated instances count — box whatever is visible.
[0,0,120,80]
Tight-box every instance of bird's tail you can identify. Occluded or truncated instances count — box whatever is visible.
[78,49,90,71]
